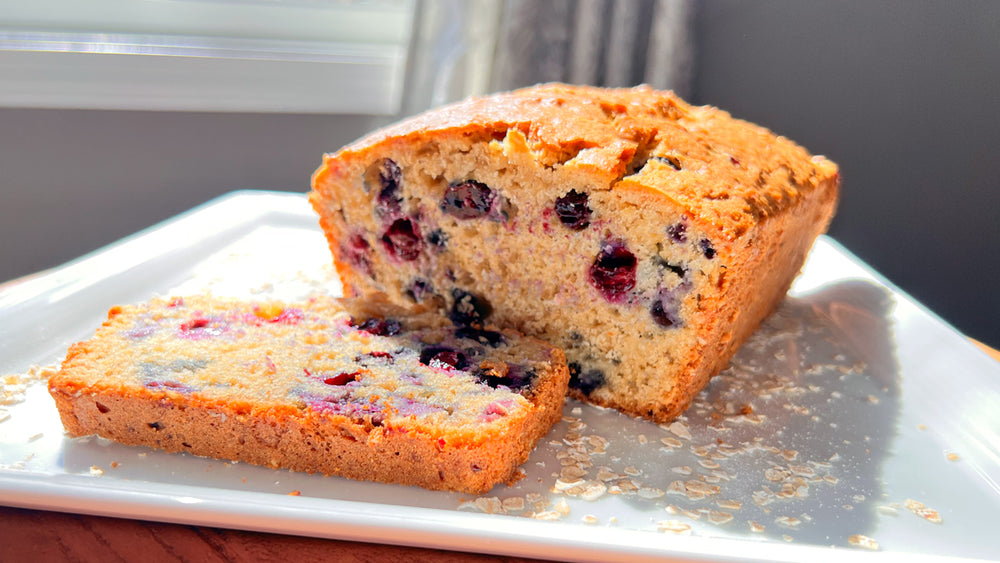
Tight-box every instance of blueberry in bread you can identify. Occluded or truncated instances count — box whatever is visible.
[310,83,839,422]
[48,296,569,493]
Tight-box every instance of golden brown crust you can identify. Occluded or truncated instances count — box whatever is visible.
[313,83,838,244]
[50,355,566,493]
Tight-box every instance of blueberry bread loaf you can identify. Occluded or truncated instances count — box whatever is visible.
[48,296,568,493]
[310,83,839,422]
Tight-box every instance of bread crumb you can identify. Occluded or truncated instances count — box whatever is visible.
[904,499,942,524]
[946,452,960,461]
[708,510,734,525]
[717,499,742,510]
[657,520,692,535]
[637,487,664,499]
[474,497,504,514]
[502,497,525,512]
[582,514,599,525]
[775,516,801,528]
[2,364,59,412]
[848,534,880,550]
[660,436,683,448]
[666,421,692,440]
[579,481,607,501]
[89,465,104,476]
[532,510,562,521]
[877,505,899,517]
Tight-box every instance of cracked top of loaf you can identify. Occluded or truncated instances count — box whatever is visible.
[320,83,839,242]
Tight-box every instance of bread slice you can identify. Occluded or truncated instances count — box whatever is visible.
[48,296,568,493]
[310,83,838,422]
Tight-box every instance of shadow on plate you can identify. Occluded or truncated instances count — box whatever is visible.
[501,278,901,546]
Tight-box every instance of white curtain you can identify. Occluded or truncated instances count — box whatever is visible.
[490,0,695,95]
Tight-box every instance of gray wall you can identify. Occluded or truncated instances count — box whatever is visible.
[693,1,1000,347]
[0,110,381,283]
[1,1,998,348]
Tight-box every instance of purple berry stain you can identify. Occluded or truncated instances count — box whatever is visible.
[375,159,403,217]
[475,364,534,392]
[449,289,493,326]
[455,326,505,347]
[342,234,373,275]
[554,190,592,230]
[650,288,684,329]
[589,240,637,302]
[567,363,605,395]
[441,180,495,219]
[405,278,433,302]
[352,317,402,337]
[666,222,687,243]
[380,218,422,261]
[699,239,717,259]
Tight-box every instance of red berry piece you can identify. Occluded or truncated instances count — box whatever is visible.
[180,318,209,330]
[380,218,423,261]
[177,316,227,339]
[324,371,359,386]
[353,317,402,336]
[554,190,592,230]
[441,180,495,219]
[419,346,469,371]
[589,240,637,302]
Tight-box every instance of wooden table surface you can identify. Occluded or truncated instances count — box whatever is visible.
[0,505,545,563]
[4,343,997,562]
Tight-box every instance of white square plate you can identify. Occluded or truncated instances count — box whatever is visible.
[1,191,998,562]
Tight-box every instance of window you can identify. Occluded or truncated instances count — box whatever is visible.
[0,0,416,114]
